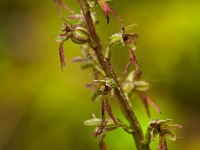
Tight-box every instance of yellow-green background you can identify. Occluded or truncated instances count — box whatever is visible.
[0,0,200,149]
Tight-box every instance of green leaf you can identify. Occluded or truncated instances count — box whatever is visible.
[92,90,102,102]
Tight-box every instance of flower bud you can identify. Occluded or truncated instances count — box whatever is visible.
[71,25,90,44]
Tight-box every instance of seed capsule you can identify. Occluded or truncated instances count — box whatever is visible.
[71,25,90,44]
[108,33,125,48]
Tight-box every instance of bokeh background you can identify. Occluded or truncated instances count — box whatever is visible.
[0,0,200,149]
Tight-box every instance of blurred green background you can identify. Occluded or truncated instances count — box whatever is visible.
[0,0,200,149]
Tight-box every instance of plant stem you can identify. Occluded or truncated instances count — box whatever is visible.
[77,0,150,149]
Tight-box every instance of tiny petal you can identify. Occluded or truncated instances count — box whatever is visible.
[71,56,86,62]
[122,48,138,75]
[139,92,161,116]
[97,0,110,24]
[59,42,65,71]
[55,35,63,43]
[54,0,74,15]
[68,14,83,20]
[84,118,102,126]
[97,0,124,30]
[88,0,97,8]
[92,90,102,102]
[168,124,182,130]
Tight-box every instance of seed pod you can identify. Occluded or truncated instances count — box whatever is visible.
[71,25,90,44]
[105,32,125,59]
[108,32,125,48]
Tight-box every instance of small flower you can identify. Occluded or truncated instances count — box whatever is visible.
[122,71,161,118]
[86,78,117,125]
[86,77,115,102]
[105,24,139,75]
[55,20,90,70]
[84,114,133,144]
[149,119,182,150]
[84,114,119,144]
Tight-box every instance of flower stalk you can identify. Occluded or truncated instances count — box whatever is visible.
[53,1,181,149]
[77,0,149,149]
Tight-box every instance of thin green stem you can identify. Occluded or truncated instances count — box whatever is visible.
[77,0,150,150]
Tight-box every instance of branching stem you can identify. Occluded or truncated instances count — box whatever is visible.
[77,0,150,149]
